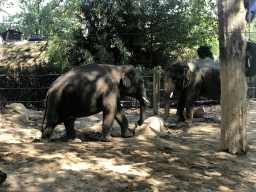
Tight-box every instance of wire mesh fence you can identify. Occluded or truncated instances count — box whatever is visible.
[1,73,255,111]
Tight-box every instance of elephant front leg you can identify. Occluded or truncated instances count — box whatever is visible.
[115,107,134,138]
[185,93,197,123]
[185,85,201,123]
[185,104,195,123]
[177,91,186,122]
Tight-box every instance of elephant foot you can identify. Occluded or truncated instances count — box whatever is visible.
[101,135,113,142]
[41,127,53,139]
[121,129,134,138]
[178,116,186,122]
[184,119,194,124]
[40,138,51,143]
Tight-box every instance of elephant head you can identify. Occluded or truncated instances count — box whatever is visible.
[163,62,191,121]
[120,65,149,125]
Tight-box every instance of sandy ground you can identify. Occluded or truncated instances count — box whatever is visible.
[0,102,256,192]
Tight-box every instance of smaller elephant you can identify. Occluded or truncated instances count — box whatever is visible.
[41,64,148,142]
[163,59,220,122]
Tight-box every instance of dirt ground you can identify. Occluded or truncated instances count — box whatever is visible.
[0,102,256,192]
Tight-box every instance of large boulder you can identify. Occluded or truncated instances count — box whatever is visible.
[3,103,29,123]
[135,116,170,139]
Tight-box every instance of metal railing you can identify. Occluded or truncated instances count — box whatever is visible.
[0,73,256,111]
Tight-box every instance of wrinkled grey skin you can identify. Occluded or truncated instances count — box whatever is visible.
[163,59,220,122]
[41,64,148,142]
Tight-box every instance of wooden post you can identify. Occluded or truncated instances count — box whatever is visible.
[153,72,160,115]
[218,0,248,154]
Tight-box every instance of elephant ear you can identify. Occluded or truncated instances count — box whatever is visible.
[183,66,191,88]
[121,69,135,88]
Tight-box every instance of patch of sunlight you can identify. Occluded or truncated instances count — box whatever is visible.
[193,172,211,180]
[205,170,222,176]
[218,186,232,191]
[168,157,180,162]
[188,127,219,134]
[179,145,191,150]
[37,176,56,183]
[134,150,150,156]
[99,160,150,176]
[9,140,20,143]
[62,163,89,170]
[147,178,166,189]
[40,154,65,159]
[176,166,190,171]
[109,165,150,176]
[248,145,256,150]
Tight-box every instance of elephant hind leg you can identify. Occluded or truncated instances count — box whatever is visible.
[115,107,133,138]
[41,121,57,139]
[102,111,115,142]
[64,119,77,140]
[101,97,118,142]
[41,107,60,139]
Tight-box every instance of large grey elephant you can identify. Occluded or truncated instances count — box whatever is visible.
[163,59,220,122]
[41,64,148,142]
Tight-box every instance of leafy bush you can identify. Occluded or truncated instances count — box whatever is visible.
[66,46,94,66]
[95,45,114,64]
[42,37,70,69]
[136,65,163,76]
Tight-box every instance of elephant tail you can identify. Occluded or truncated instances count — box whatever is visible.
[41,95,48,132]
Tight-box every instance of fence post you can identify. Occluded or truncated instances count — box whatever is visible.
[153,72,160,115]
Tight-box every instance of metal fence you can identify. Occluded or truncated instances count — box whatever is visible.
[0,74,158,110]
[0,73,256,111]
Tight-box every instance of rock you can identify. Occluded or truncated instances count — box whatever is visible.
[0,170,7,184]
[4,103,29,122]
[135,116,169,139]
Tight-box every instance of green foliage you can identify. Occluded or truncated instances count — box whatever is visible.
[95,45,114,64]
[12,0,218,69]
[80,0,218,67]
[136,65,163,76]
[67,46,94,66]
[42,36,70,69]
[13,0,82,39]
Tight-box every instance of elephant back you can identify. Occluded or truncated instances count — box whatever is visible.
[186,59,219,72]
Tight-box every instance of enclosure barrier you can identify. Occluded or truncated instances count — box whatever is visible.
[0,73,255,112]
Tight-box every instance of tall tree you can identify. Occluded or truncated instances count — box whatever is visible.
[218,0,248,154]
[80,0,218,66]
[13,0,80,40]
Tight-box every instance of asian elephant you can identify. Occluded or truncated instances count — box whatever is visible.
[163,59,220,122]
[41,64,148,142]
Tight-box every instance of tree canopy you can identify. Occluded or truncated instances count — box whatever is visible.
[11,0,218,68]
[79,0,218,66]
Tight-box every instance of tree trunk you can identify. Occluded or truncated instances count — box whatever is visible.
[218,0,248,154]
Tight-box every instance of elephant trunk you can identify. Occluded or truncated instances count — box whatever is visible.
[137,85,148,126]
[163,80,175,121]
